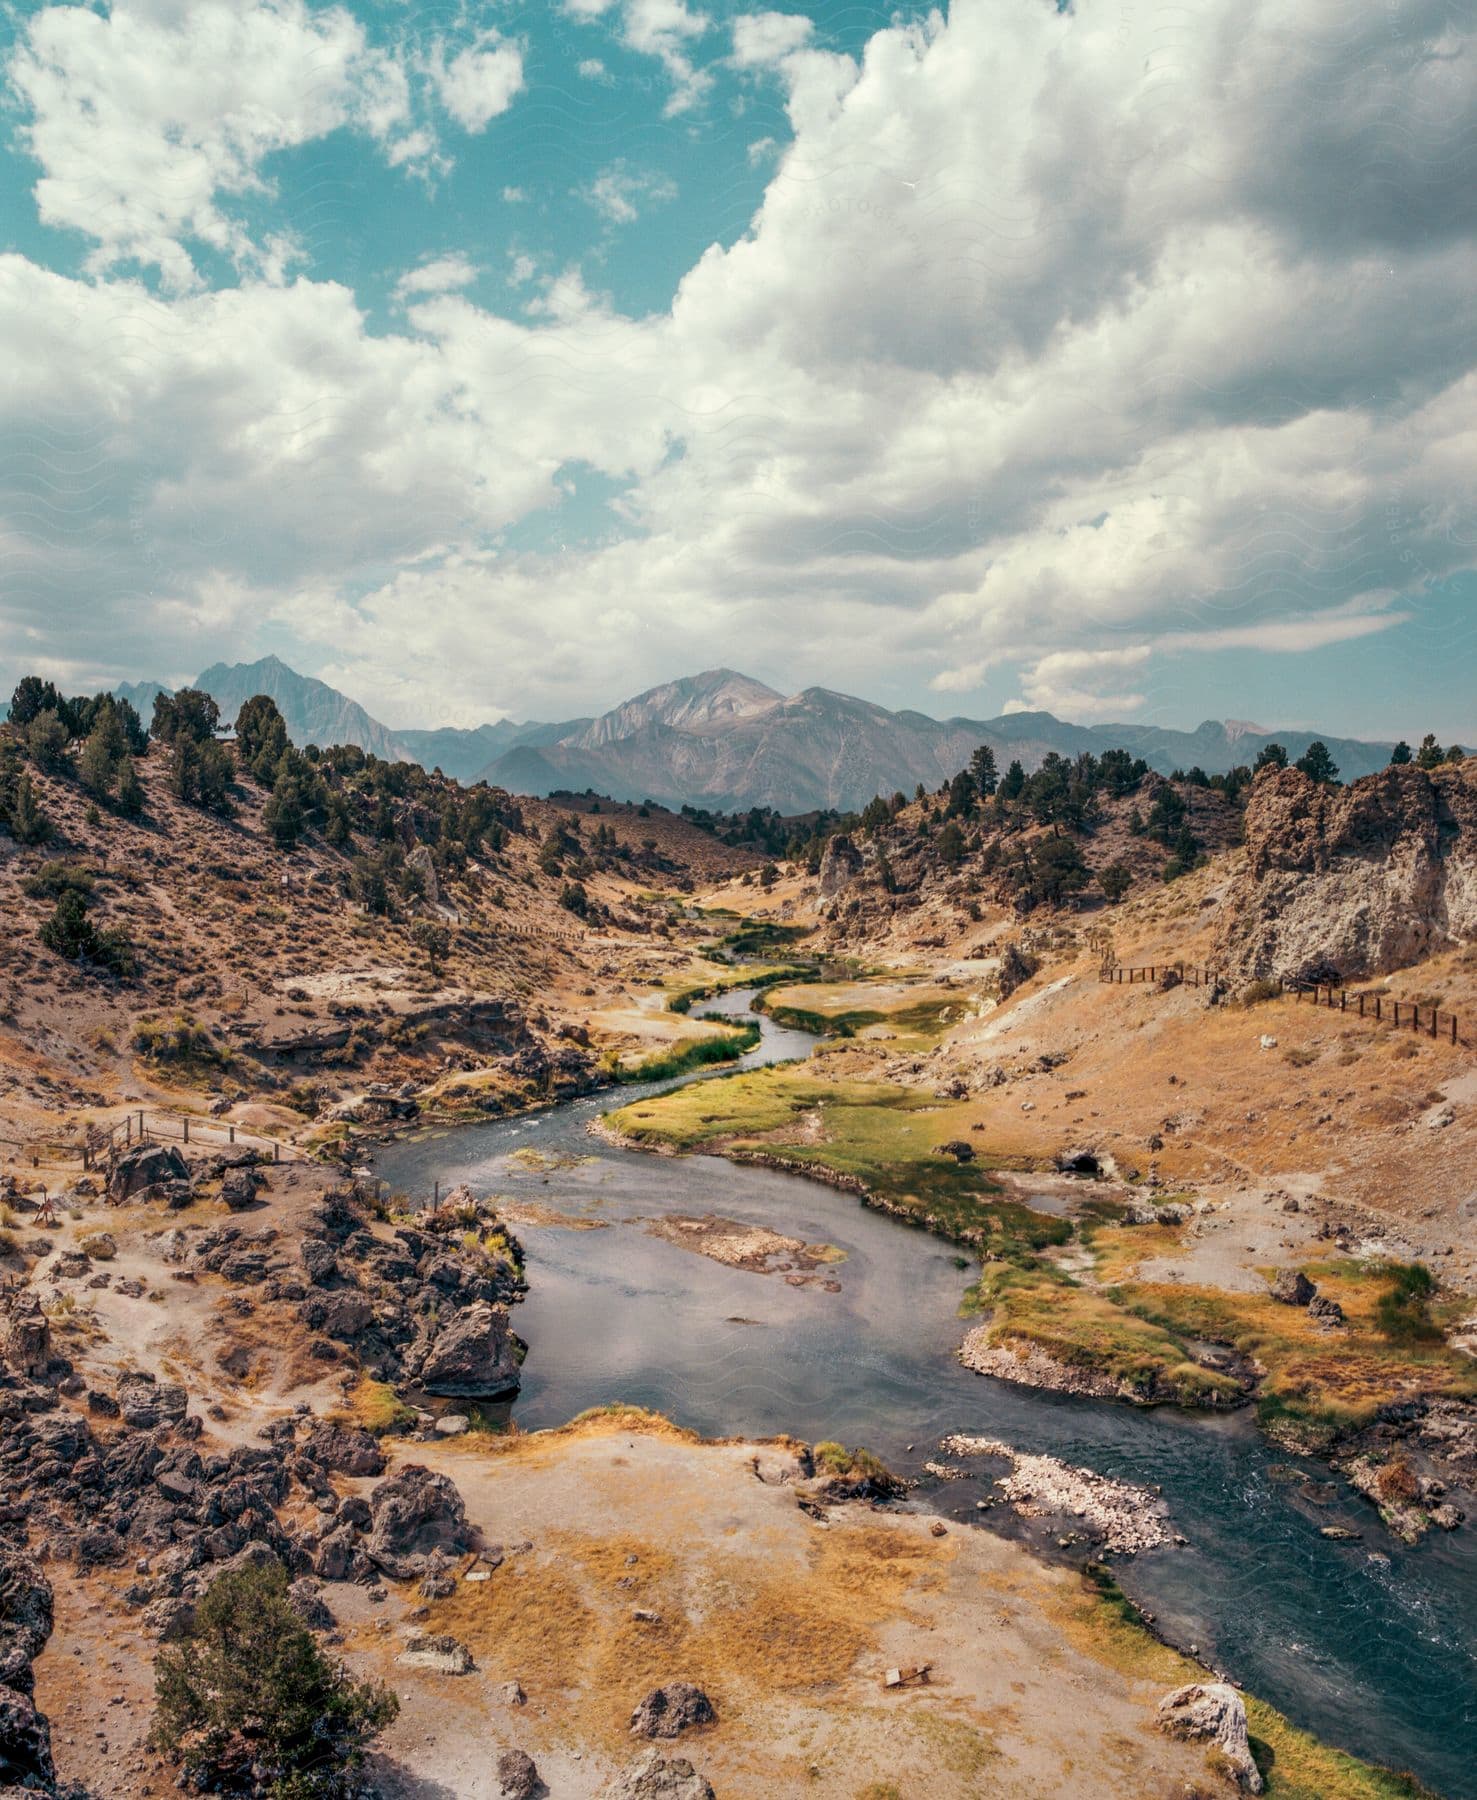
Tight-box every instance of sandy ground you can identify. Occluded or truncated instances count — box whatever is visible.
[335,1425,1216,1800]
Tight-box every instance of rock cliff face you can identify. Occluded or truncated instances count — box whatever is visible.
[1216,763,1477,981]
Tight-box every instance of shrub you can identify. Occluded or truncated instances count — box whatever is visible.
[151,1560,398,1797]
[132,1013,226,1067]
[1239,979,1281,1007]
[1375,1263,1441,1346]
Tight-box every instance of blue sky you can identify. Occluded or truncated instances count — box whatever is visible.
[0,0,1473,738]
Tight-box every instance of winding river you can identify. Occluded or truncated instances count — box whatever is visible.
[374,990,1477,1796]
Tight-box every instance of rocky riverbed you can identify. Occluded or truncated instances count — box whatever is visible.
[937,1434,1181,1555]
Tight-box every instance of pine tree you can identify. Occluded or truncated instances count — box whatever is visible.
[151,1561,397,1798]
[10,773,52,845]
[78,711,123,802]
[115,756,144,818]
[1389,740,1413,766]
[1294,740,1339,784]
[969,743,999,798]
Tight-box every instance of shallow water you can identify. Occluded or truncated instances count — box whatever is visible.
[375,991,1477,1795]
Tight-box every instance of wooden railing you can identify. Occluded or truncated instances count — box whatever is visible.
[82,1110,298,1169]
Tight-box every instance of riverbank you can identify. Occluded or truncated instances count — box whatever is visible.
[598,1058,1477,1546]
[341,1418,1436,1800]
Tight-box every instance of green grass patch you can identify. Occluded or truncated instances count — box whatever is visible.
[716,919,814,957]
[1374,1261,1441,1345]
[756,978,965,1046]
[1117,1260,1477,1433]
[969,1262,1244,1406]
[606,1065,1045,1242]
[666,963,805,1014]
[616,1018,761,1083]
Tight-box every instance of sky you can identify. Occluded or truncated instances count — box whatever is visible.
[0,0,1474,737]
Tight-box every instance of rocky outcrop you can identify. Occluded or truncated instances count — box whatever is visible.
[1216,762,1477,982]
[301,1423,385,1476]
[0,1551,80,1797]
[1157,1682,1263,1792]
[0,1551,53,1698]
[363,1464,470,1580]
[816,833,864,910]
[2,1298,52,1380]
[629,1684,716,1740]
[396,1632,473,1675]
[107,1143,189,1204]
[406,1302,523,1399]
[1269,1269,1315,1307]
[0,1686,55,1791]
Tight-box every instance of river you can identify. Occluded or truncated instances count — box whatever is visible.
[374,988,1477,1796]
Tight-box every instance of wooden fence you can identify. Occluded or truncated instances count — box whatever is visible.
[1099,963,1463,1047]
[1288,980,1460,1045]
[1099,962,1219,988]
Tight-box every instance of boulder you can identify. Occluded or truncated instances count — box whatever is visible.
[301,1423,385,1477]
[1157,1682,1263,1793]
[2,1299,51,1379]
[310,1525,359,1582]
[495,1747,541,1799]
[287,1579,336,1632]
[1269,1269,1316,1307]
[299,1239,337,1285]
[116,1372,164,1429]
[933,1140,974,1163]
[409,1303,523,1399]
[108,1143,189,1203]
[1308,1294,1346,1325]
[219,1170,261,1211]
[364,1464,470,1580]
[629,1683,717,1740]
[396,1633,473,1675]
[602,1752,716,1800]
[302,1290,375,1339]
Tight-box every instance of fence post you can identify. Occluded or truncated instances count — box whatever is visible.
[273,1142,279,1164]
[1393,1002,1400,1028]
[229,1125,235,1144]
[183,1118,189,1144]
[1431,1010,1438,1040]
[1453,1017,1459,1046]
[434,1179,440,1207]
[1375,997,1382,1022]
[1358,994,1365,1017]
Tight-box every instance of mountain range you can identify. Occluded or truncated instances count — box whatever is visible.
[78,656,1394,815]
[0,654,1403,811]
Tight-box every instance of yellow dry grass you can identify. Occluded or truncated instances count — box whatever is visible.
[420,1513,952,1748]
